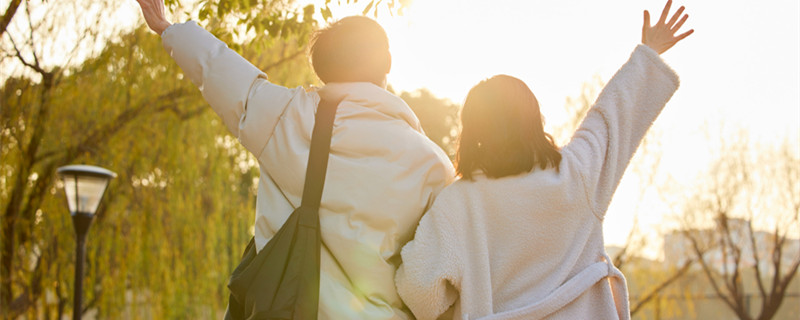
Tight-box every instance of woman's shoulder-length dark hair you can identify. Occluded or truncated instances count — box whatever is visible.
[456,75,561,180]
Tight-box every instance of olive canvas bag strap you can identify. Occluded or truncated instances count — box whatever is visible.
[301,96,340,211]
[226,96,342,320]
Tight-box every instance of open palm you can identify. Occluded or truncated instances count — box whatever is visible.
[642,0,694,54]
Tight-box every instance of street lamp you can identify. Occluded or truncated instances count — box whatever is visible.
[57,165,116,320]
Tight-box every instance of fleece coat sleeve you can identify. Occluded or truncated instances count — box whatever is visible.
[396,199,463,320]
[562,44,680,219]
[161,21,300,157]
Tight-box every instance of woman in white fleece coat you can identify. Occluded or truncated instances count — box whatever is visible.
[395,2,693,319]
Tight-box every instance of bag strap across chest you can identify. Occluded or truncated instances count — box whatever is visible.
[300,96,340,211]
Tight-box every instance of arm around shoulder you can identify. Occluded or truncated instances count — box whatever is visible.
[396,203,462,320]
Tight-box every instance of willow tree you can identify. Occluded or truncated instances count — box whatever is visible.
[1,0,405,317]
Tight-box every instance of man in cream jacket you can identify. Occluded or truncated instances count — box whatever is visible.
[135,1,455,318]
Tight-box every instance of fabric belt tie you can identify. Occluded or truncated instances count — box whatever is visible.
[476,255,629,320]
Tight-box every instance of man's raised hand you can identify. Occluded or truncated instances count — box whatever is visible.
[642,0,694,54]
[136,0,172,35]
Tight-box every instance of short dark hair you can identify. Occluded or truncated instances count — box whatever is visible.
[309,16,391,84]
[456,75,562,180]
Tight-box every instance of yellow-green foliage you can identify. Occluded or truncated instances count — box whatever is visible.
[1,26,317,318]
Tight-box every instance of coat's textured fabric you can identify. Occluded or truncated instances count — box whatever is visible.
[395,44,680,320]
[162,21,455,319]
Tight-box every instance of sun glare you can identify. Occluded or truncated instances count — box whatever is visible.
[311,0,800,259]
[17,0,791,261]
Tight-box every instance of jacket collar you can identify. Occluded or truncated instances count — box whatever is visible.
[316,82,423,132]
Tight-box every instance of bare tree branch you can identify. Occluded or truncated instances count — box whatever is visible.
[676,133,800,320]
[684,229,743,315]
[746,221,768,301]
[613,214,640,269]
[22,0,41,69]
[767,225,782,302]
[6,32,44,74]
[0,0,22,38]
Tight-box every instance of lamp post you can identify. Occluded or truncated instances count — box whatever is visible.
[57,165,116,320]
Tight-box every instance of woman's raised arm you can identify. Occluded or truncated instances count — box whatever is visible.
[562,1,690,219]
[642,0,694,54]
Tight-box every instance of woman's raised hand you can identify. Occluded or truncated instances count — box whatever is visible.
[642,0,693,54]
[135,0,172,35]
